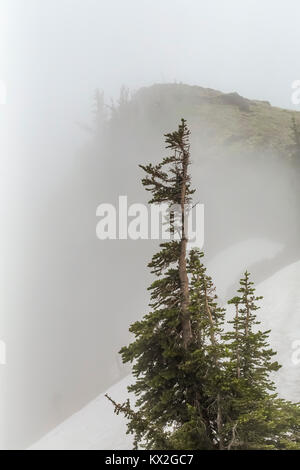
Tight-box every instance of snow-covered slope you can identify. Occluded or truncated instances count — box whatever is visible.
[256,260,300,402]
[207,238,284,300]
[30,258,300,450]
[29,376,134,450]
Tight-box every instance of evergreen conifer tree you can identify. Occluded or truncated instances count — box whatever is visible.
[114,120,202,449]
[106,121,225,449]
[223,272,300,449]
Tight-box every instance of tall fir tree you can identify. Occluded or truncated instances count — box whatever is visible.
[107,121,227,449]
[139,119,194,349]
[116,120,201,449]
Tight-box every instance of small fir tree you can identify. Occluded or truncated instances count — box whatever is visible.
[223,272,300,449]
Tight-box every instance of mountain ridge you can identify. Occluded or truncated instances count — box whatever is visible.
[126,83,300,158]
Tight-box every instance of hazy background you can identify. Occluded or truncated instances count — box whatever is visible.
[1,0,300,449]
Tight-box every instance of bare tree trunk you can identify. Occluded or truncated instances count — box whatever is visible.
[179,148,192,349]
[227,423,238,450]
[179,236,192,349]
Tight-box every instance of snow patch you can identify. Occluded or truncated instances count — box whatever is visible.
[29,376,134,450]
[256,260,300,402]
[207,238,283,299]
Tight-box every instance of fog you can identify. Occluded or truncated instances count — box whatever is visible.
[1,0,300,449]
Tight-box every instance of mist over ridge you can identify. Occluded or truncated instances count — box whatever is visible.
[2,0,300,450]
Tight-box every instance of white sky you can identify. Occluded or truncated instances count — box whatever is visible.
[2,0,300,112]
[1,0,299,171]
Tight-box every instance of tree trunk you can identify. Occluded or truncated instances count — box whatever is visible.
[179,236,192,349]
[179,148,192,349]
